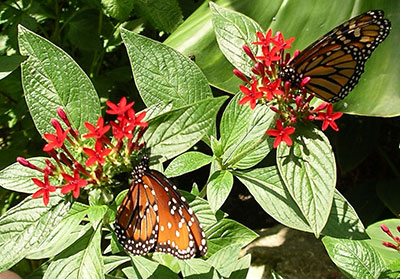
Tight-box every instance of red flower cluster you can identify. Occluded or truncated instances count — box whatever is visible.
[234,29,343,148]
[381,224,400,251]
[17,97,148,206]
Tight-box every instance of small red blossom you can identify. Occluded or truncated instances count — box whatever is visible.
[127,109,148,129]
[106,97,134,118]
[257,46,281,67]
[260,78,283,101]
[253,30,273,47]
[272,31,295,50]
[83,117,110,140]
[266,120,296,148]
[61,169,88,198]
[380,223,400,251]
[83,141,112,166]
[43,123,70,151]
[111,118,135,139]
[314,103,343,131]
[32,173,57,206]
[238,78,264,109]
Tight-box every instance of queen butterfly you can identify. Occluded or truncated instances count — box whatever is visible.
[114,155,207,260]
[279,10,391,102]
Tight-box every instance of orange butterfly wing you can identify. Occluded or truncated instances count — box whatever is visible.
[115,157,207,260]
[280,10,391,102]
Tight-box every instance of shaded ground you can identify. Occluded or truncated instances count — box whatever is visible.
[242,225,347,279]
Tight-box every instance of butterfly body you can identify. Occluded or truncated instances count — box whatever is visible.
[279,10,391,102]
[115,156,207,260]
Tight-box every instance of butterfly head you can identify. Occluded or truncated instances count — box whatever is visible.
[279,65,302,88]
[131,155,149,183]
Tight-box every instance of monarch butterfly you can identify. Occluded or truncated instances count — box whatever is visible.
[114,155,207,260]
[279,10,391,102]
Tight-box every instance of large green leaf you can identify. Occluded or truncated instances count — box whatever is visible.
[277,124,336,236]
[207,170,234,212]
[207,244,241,278]
[210,2,263,77]
[221,98,275,169]
[165,151,213,177]
[323,236,386,279]
[26,202,89,259]
[144,96,227,162]
[0,196,69,272]
[165,0,400,116]
[235,166,311,232]
[43,222,104,279]
[121,28,212,108]
[122,256,179,279]
[206,218,258,256]
[18,25,100,136]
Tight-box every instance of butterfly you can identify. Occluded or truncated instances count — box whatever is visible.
[279,10,391,102]
[114,155,207,260]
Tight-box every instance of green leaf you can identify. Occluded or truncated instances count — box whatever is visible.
[277,124,336,236]
[178,258,213,278]
[322,190,367,239]
[322,236,386,279]
[26,202,89,259]
[181,191,217,230]
[120,28,212,108]
[210,2,263,77]
[151,253,180,274]
[123,256,179,279]
[18,25,101,136]
[101,0,134,21]
[0,157,48,193]
[144,96,227,162]
[0,196,69,272]
[366,219,400,267]
[222,98,275,169]
[235,166,311,232]
[87,205,108,225]
[43,222,104,279]
[206,218,258,256]
[103,255,131,274]
[134,0,183,33]
[229,254,251,279]
[0,54,26,80]
[207,244,241,278]
[165,151,213,177]
[207,170,234,212]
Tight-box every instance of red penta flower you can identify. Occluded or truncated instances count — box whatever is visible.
[266,119,296,148]
[127,109,148,129]
[32,173,57,206]
[61,169,88,198]
[83,141,112,166]
[256,46,281,67]
[110,118,135,139]
[83,117,110,140]
[253,30,273,47]
[314,103,343,131]
[43,123,70,151]
[272,31,295,50]
[238,78,264,109]
[260,78,283,101]
[106,97,134,119]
